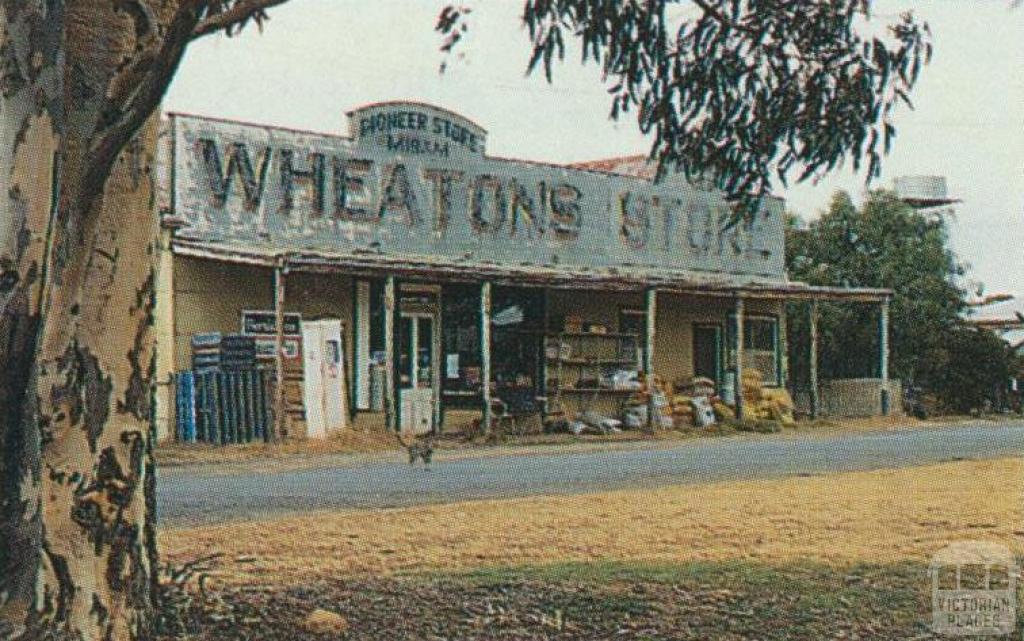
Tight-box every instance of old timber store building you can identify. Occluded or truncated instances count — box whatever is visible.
[153,101,895,443]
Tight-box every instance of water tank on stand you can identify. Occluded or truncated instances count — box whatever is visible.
[893,175,960,210]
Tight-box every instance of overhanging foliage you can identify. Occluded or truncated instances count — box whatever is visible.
[438,1,932,217]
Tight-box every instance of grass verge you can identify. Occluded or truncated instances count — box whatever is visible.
[160,558,987,640]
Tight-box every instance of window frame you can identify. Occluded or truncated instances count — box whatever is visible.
[726,313,782,387]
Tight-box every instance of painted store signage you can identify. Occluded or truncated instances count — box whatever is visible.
[168,101,785,279]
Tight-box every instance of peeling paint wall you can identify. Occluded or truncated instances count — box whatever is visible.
[166,103,786,283]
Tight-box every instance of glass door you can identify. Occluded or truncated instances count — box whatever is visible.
[415,316,434,391]
[399,312,437,434]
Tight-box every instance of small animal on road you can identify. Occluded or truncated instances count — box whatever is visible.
[396,431,435,469]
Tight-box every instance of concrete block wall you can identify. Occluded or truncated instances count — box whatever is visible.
[794,378,904,418]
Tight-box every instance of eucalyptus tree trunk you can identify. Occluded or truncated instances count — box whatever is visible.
[1,3,172,639]
[0,4,67,638]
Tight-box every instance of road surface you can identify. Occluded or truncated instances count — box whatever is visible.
[157,421,1024,527]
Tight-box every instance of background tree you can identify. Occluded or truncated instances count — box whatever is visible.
[0,2,930,640]
[933,327,1010,414]
[786,190,1010,413]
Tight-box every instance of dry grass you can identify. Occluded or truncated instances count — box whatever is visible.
[155,429,397,467]
[160,457,1024,587]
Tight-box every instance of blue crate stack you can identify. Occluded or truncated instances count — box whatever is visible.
[175,332,271,444]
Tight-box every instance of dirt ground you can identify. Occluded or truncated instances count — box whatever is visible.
[154,412,1013,469]
[160,456,1024,586]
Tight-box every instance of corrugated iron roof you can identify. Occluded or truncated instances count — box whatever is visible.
[170,237,891,302]
[567,155,653,179]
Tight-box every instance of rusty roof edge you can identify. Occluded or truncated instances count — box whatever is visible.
[169,238,890,301]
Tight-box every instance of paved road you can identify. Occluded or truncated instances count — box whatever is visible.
[157,421,1024,528]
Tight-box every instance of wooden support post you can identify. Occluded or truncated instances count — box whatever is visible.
[644,287,658,431]
[153,226,177,442]
[809,299,820,420]
[539,287,550,415]
[272,262,287,442]
[384,276,397,432]
[734,296,745,421]
[879,297,891,416]
[778,301,789,391]
[433,286,443,433]
[480,281,492,435]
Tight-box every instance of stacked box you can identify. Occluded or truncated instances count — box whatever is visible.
[191,332,222,370]
[181,368,271,444]
[191,333,257,371]
[219,334,256,370]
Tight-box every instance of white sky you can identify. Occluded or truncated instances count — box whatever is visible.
[165,0,1024,308]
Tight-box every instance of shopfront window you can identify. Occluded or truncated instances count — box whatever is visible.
[744,318,778,384]
[728,315,780,386]
[441,284,482,407]
[399,315,414,388]
[417,316,433,389]
[618,308,646,369]
[491,286,545,397]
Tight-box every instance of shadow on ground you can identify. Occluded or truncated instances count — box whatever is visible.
[157,559,992,640]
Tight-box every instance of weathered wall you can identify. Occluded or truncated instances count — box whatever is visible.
[172,260,354,368]
[547,289,644,329]
[654,294,782,386]
[284,271,355,389]
[172,256,274,369]
[655,294,725,385]
[813,378,903,417]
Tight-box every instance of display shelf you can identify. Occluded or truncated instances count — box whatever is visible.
[546,358,637,366]
[544,331,642,415]
[554,387,640,394]
[556,331,640,338]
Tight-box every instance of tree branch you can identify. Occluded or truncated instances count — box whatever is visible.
[689,0,758,34]
[75,1,206,218]
[191,0,290,40]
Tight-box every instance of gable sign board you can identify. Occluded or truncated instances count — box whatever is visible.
[168,102,785,280]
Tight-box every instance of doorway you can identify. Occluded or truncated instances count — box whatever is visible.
[693,323,723,384]
[399,311,439,434]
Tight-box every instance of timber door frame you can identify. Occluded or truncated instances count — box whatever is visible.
[397,282,442,434]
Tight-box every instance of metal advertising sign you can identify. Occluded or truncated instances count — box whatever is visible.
[168,101,785,280]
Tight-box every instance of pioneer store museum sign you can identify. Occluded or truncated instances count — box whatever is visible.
[169,102,785,280]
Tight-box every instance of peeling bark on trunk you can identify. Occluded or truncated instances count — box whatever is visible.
[25,116,162,641]
[0,4,65,639]
[2,94,162,641]
[1,2,188,638]
[0,0,295,637]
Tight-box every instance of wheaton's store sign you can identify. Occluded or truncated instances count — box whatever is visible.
[169,102,785,280]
